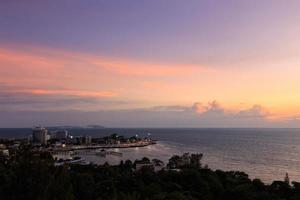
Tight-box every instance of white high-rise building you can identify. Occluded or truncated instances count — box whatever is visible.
[32,126,49,145]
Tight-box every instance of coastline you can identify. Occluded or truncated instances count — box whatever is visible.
[1,128,300,183]
[53,140,156,152]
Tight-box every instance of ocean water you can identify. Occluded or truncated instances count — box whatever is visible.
[1,128,300,183]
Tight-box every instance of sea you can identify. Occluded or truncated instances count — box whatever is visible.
[1,128,300,183]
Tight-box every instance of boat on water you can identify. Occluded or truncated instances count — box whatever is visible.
[95,149,107,157]
[95,149,123,157]
[108,151,123,157]
[54,156,86,166]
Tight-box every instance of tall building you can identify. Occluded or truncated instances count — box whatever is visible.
[84,135,92,144]
[54,130,69,140]
[32,126,49,145]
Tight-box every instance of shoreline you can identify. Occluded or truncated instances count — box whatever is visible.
[52,140,156,152]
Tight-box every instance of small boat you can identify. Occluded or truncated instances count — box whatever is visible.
[54,156,86,166]
[108,151,123,157]
[95,149,123,157]
[95,149,107,157]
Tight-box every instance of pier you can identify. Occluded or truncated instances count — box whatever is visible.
[51,140,156,152]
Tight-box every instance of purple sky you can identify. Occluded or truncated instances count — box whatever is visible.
[1,1,300,127]
[2,1,299,64]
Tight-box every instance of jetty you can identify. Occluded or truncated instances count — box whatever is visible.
[51,139,156,152]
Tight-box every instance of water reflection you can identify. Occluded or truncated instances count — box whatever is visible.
[78,139,300,183]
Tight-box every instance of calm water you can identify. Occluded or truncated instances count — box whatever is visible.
[1,128,300,183]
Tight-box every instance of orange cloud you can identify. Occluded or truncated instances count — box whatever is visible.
[192,102,208,114]
[0,48,67,71]
[91,59,210,77]
[2,44,300,121]
[0,45,212,108]
[141,81,169,90]
[0,45,210,78]
[6,88,117,98]
[29,89,117,98]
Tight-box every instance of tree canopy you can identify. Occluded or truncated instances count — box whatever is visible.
[0,147,299,200]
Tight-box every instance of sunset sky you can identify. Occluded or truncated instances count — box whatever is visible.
[1,0,300,127]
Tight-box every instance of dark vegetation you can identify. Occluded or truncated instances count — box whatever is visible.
[1,146,300,200]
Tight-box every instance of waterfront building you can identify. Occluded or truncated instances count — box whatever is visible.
[53,130,69,140]
[0,149,9,156]
[27,135,32,144]
[84,136,92,144]
[72,135,92,144]
[32,126,49,145]
[0,144,6,149]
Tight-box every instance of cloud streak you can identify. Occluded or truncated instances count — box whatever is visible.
[0,92,299,127]
[23,89,117,98]
[0,45,211,110]
[1,44,300,126]
[1,102,298,128]
[0,46,209,78]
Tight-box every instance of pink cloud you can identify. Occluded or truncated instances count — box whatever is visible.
[2,87,117,98]
[91,59,210,77]
[29,89,117,98]
[0,46,210,79]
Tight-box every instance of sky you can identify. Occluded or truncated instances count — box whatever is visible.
[1,0,300,128]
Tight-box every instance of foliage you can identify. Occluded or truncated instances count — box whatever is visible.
[0,148,299,200]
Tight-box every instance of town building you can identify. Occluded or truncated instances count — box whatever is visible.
[84,136,92,144]
[52,130,69,140]
[32,126,49,145]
